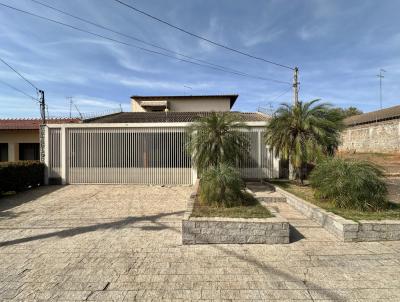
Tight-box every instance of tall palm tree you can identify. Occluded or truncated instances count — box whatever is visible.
[265,99,344,183]
[187,112,249,173]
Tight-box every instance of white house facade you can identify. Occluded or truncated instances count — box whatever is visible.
[42,96,280,185]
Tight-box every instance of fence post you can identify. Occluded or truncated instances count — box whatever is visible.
[42,125,49,185]
[60,126,67,184]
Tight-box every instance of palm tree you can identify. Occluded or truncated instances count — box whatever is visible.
[265,99,344,184]
[187,112,249,173]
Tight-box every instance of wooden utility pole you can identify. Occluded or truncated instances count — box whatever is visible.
[293,67,299,105]
[38,90,46,124]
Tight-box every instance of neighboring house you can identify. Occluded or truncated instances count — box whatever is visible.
[0,118,79,162]
[131,94,237,112]
[43,94,280,185]
[340,104,400,153]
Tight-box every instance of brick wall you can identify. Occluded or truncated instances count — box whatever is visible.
[339,119,400,153]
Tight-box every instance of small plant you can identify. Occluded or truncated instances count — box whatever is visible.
[309,158,388,211]
[199,163,250,207]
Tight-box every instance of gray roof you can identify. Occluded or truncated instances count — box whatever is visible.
[344,104,400,126]
[84,112,269,124]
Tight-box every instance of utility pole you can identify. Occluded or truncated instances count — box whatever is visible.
[376,69,386,109]
[293,67,299,105]
[38,90,46,124]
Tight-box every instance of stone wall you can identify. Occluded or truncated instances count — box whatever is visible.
[339,119,400,153]
[182,194,289,245]
[274,185,400,242]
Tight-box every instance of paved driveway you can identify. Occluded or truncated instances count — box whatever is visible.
[1,185,400,301]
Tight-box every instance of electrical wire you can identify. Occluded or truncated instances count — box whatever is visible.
[0,57,38,91]
[0,79,39,102]
[112,0,294,70]
[0,2,290,85]
[30,0,245,75]
[270,86,292,102]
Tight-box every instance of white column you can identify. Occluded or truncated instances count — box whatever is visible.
[8,143,16,162]
[272,148,280,179]
[43,126,49,185]
[60,126,67,185]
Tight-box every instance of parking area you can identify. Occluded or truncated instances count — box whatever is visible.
[1,185,400,301]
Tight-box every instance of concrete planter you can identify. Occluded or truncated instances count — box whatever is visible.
[273,184,400,242]
[182,192,289,245]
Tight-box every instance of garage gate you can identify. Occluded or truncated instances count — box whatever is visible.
[43,123,277,185]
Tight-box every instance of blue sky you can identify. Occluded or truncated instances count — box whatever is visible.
[0,0,399,118]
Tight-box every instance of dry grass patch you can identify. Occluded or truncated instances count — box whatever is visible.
[191,194,273,219]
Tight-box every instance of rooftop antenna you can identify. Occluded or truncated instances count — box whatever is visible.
[73,101,83,119]
[183,85,192,95]
[376,69,386,109]
[66,96,73,118]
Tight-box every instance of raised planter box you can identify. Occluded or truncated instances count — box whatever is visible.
[272,184,400,242]
[182,193,289,245]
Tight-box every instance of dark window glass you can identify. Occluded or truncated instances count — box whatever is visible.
[19,143,40,160]
[0,143,8,162]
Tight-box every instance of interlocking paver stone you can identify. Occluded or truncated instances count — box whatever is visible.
[0,184,400,301]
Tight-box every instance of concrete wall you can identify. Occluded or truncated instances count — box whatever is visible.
[339,119,400,153]
[0,130,39,161]
[131,97,231,112]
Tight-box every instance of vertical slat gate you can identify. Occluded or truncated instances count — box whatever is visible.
[46,125,275,185]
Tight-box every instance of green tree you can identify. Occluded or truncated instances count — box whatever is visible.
[334,106,363,118]
[265,99,344,183]
[187,112,249,174]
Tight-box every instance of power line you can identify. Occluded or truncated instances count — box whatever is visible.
[0,79,38,102]
[0,57,39,91]
[112,0,294,70]
[270,86,292,103]
[0,2,290,85]
[30,0,243,75]
[29,0,289,84]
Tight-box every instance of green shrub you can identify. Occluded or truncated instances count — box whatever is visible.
[0,161,45,194]
[309,158,388,211]
[199,163,249,207]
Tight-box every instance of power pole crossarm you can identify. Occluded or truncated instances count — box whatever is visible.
[293,67,299,105]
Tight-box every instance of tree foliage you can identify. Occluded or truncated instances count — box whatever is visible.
[265,99,344,183]
[333,106,363,119]
[309,158,388,211]
[187,112,249,174]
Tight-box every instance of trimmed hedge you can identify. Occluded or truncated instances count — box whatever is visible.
[0,161,45,194]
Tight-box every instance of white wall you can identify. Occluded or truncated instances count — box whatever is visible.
[131,97,231,112]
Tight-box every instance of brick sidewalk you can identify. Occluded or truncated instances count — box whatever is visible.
[0,185,400,301]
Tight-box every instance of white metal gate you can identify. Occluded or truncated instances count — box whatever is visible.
[45,123,278,185]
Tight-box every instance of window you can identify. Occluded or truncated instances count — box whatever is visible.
[0,143,7,162]
[19,143,40,161]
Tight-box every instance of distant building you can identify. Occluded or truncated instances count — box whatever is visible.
[0,118,79,162]
[130,94,238,112]
[340,104,400,153]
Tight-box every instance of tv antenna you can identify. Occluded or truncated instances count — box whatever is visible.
[376,69,386,109]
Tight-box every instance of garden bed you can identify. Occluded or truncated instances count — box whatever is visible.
[182,189,289,245]
[191,194,273,219]
[269,180,400,242]
[270,180,400,221]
